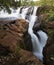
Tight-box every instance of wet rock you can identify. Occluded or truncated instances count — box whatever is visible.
[46,21,54,29]
[33,16,41,35]
[36,6,54,34]
[40,21,54,35]
[4,49,44,65]
[43,33,54,65]
[23,32,32,51]
[35,14,54,34]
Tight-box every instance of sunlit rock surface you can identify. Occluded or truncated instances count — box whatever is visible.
[0,19,29,54]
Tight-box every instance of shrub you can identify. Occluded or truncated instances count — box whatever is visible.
[47,10,54,21]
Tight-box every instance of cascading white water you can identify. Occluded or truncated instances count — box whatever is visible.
[33,30,48,61]
[18,7,30,19]
[0,6,48,61]
[28,6,48,61]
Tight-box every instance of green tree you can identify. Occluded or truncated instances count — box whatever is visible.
[21,0,34,6]
[40,0,47,6]
[0,0,21,13]
[50,0,54,6]
[0,0,34,12]
[40,0,54,6]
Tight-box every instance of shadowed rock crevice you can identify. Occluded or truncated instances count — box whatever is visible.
[43,33,54,65]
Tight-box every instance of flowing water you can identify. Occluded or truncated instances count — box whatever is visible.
[0,6,48,61]
[28,6,48,61]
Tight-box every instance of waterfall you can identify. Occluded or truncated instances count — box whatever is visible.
[19,7,29,19]
[28,6,48,61]
[33,30,48,61]
[0,6,48,61]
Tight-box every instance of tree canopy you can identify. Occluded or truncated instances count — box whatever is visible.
[40,0,54,6]
[0,0,21,13]
[0,0,34,13]
[0,0,54,13]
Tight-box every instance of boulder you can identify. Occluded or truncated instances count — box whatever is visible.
[0,19,29,55]
[4,49,44,65]
[43,33,54,65]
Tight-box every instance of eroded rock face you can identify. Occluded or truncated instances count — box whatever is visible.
[33,14,54,35]
[40,21,54,35]
[23,32,32,51]
[43,33,54,65]
[33,16,42,38]
[0,19,29,55]
[4,49,44,65]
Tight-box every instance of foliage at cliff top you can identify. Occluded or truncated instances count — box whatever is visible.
[0,0,54,13]
[0,0,21,13]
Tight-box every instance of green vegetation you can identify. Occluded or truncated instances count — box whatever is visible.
[40,0,54,6]
[0,0,54,12]
[39,0,54,22]
[0,0,21,13]
[47,11,54,21]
